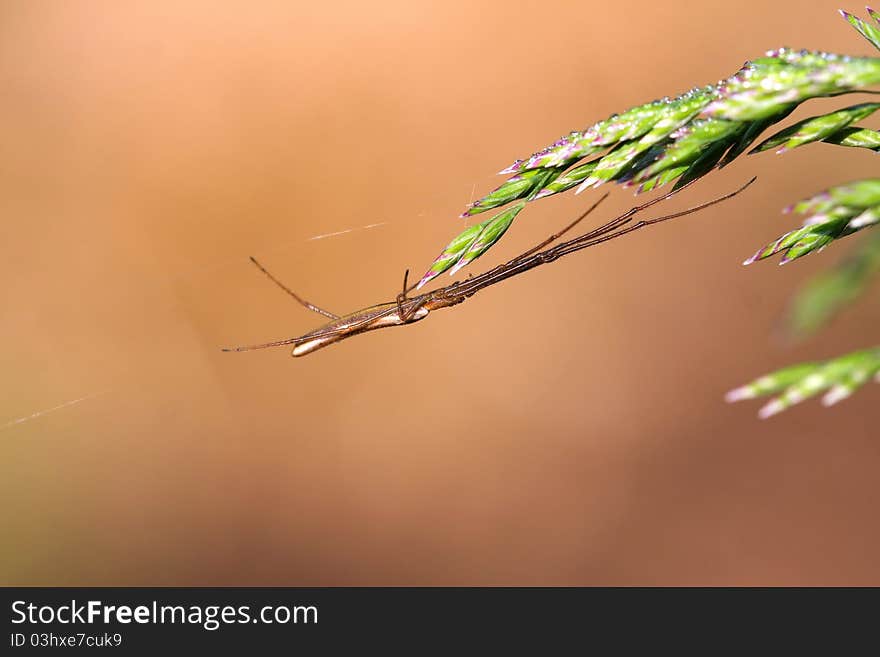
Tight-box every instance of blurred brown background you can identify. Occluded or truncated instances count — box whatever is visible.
[2,0,879,585]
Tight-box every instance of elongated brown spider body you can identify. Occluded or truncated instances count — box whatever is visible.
[291,301,430,357]
[223,177,755,357]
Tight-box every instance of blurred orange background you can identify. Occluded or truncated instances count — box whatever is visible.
[2,0,879,585]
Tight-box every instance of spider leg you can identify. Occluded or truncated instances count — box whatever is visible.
[396,269,409,319]
[510,192,609,265]
[397,296,428,323]
[249,256,338,320]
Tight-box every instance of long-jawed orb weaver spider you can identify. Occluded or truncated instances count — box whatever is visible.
[222,177,755,357]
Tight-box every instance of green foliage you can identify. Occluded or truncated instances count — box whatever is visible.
[415,8,880,419]
[416,203,525,286]
[743,179,880,265]
[786,230,880,336]
[841,7,880,51]
[733,174,880,416]
[822,126,880,151]
[726,347,880,417]
[749,102,880,154]
[416,10,880,288]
